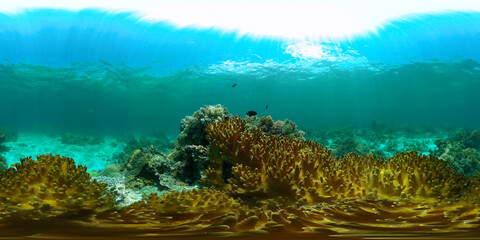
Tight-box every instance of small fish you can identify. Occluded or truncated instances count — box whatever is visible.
[265,104,268,109]
[232,83,237,88]
[246,111,257,117]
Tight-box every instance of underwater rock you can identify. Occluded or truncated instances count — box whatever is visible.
[331,135,368,158]
[169,144,209,184]
[122,145,186,193]
[245,115,305,139]
[114,135,171,165]
[98,163,123,178]
[93,176,143,207]
[466,130,480,149]
[0,155,6,172]
[167,104,231,184]
[124,146,171,185]
[60,132,105,146]
[176,104,231,147]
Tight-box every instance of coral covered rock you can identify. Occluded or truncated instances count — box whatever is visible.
[0,155,6,172]
[245,115,305,139]
[176,104,231,147]
[170,145,209,184]
[113,135,171,165]
[123,146,175,189]
[168,104,231,184]
[0,154,114,220]
[435,128,480,175]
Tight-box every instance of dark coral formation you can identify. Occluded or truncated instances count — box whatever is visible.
[168,105,306,185]
[0,154,114,220]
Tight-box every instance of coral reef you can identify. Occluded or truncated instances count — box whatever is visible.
[309,123,439,158]
[203,117,467,207]
[2,120,480,239]
[435,128,480,175]
[0,154,114,220]
[3,114,480,239]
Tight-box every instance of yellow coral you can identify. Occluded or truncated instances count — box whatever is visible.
[203,117,469,208]
[0,154,114,220]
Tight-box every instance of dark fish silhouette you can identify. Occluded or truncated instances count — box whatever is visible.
[265,104,268,109]
[232,83,237,88]
[246,111,257,117]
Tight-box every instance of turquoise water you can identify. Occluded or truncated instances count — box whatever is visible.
[0,9,479,169]
[2,8,480,239]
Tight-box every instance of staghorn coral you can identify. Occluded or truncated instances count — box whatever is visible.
[0,154,114,220]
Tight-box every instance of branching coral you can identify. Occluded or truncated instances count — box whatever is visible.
[0,154,114,220]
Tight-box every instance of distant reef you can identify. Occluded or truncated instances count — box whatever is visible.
[2,105,480,239]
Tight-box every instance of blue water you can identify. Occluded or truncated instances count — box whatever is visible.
[0,9,479,136]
